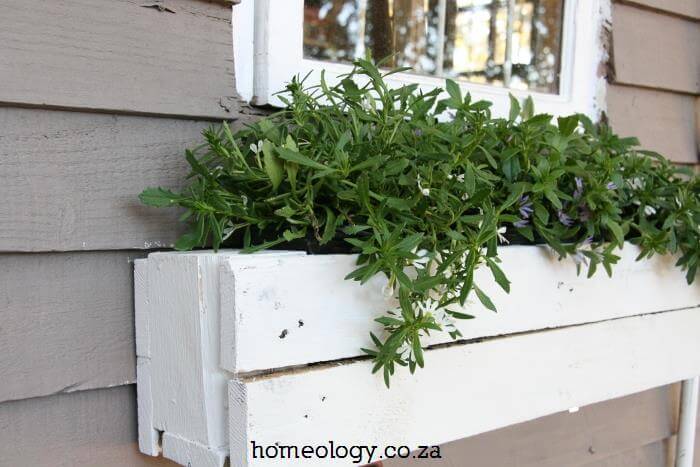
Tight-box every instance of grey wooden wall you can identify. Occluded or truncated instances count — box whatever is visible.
[607,0,700,166]
[0,1,697,466]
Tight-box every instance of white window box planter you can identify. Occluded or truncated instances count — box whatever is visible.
[135,244,700,467]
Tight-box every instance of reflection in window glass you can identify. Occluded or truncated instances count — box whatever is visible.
[303,0,564,94]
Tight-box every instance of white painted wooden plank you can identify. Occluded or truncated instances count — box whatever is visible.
[135,259,151,359]
[141,250,305,463]
[162,433,227,467]
[220,244,700,373]
[148,254,215,448]
[135,259,160,457]
[137,357,161,457]
[229,308,700,467]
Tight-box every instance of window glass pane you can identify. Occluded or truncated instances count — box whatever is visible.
[303,0,564,94]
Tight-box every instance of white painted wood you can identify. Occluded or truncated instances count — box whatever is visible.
[163,433,227,467]
[676,377,700,467]
[229,307,700,467]
[137,244,699,466]
[134,260,151,360]
[137,250,304,465]
[134,259,159,456]
[232,0,255,103]
[147,253,227,453]
[234,0,609,119]
[136,358,160,457]
[219,244,700,374]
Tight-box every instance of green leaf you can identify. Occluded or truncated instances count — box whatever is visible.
[474,286,497,312]
[276,147,330,171]
[605,218,625,246]
[261,140,284,190]
[445,310,475,320]
[445,79,462,104]
[320,207,337,245]
[174,232,200,251]
[486,258,511,293]
[139,187,180,207]
[557,115,579,136]
[522,96,534,120]
[412,335,424,368]
[508,94,520,122]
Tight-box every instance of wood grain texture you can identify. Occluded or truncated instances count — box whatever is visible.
[0,107,210,251]
[0,0,238,118]
[612,3,700,94]
[581,439,674,467]
[386,385,679,467]
[616,0,700,20]
[607,85,699,163]
[0,251,144,403]
[0,385,176,467]
[229,308,700,466]
[215,245,700,374]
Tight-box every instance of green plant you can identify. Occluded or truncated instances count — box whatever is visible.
[141,60,700,386]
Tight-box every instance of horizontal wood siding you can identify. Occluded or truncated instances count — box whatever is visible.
[612,3,700,94]
[0,0,239,118]
[618,0,700,20]
[0,108,210,251]
[0,384,679,467]
[582,439,673,467]
[608,1,700,165]
[607,86,698,163]
[387,385,678,467]
[0,251,144,403]
[0,385,176,467]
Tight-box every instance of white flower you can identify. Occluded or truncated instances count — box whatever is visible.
[644,205,657,216]
[497,226,509,244]
[222,221,236,241]
[572,251,589,266]
[628,177,644,190]
[411,249,430,270]
[416,174,430,197]
[381,282,395,299]
[461,193,469,201]
[250,140,263,155]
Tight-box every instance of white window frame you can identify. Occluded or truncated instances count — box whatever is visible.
[233,0,610,119]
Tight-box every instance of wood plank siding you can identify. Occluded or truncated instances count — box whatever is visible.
[0,0,696,465]
[0,109,202,251]
[0,251,144,403]
[0,0,240,119]
[607,2,700,164]
[385,385,680,467]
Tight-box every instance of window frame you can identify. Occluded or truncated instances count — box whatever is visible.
[233,0,610,119]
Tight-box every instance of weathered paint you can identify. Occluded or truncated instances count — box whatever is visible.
[229,308,700,466]
[219,245,700,374]
[137,246,700,466]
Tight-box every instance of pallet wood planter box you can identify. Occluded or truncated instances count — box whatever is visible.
[135,244,700,466]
